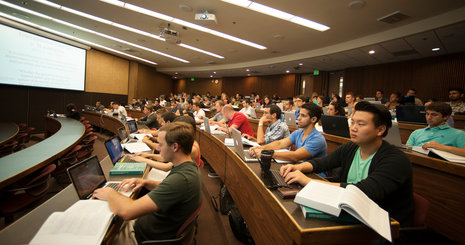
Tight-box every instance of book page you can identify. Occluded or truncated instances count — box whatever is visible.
[30,200,114,245]
[341,185,392,242]
[411,146,429,155]
[123,142,151,153]
[147,168,170,182]
[430,149,465,163]
[129,133,152,140]
[294,181,344,216]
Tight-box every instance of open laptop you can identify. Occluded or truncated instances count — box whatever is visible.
[126,120,138,133]
[284,111,297,127]
[395,105,427,125]
[230,127,258,162]
[67,155,133,199]
[104,136,127,165]
[384,123,410,149]
[203,117,226,135]
[321,115,350,138]
[118,127,137,144]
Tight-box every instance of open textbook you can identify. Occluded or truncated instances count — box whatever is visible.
[411,146,465,164]
[30,200,114,245]
[294,181,392,242]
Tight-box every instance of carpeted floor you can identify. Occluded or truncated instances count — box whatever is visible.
[0,131,243,245]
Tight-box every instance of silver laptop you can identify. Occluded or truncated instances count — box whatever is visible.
[254,103,261,109]
[284,111,297,127]
[368,101,382,105]
[203,117,226,135]
[230,128,258,162]
[384,123,409,149]
[67,155,133,199]
[118,127,137,144]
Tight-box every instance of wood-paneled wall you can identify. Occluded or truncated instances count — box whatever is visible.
[129,62,173,101]
[173,78,222,96]
[221,74,297,99]
[343,52,465,101]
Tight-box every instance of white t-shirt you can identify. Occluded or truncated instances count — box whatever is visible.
[118,105,127,118]
[194,109,205,122]
[239,106,256,118]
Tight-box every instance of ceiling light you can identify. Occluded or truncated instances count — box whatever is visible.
[369,50,376,54]
[0,12,157,65]
[210,75,213,78]
[286,70,290,73]
[221,0,330,31]
[99,0,267,50]
[247,74,251,76]
[246,68,250,71]
[299,62,303,66]
[432,47,440,52]
[213,71,217,74]
[32,0,223,59]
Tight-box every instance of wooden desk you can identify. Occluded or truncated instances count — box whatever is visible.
[126,108,145,119]
[321,133,465,244]
[0,123,19,145]
[0,117,85,189]
[81,111,125,135]
[197,129,399,244]
[452,115,465,130]
[0,156,149,245]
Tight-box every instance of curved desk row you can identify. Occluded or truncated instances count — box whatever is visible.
[81,111,125,135]
[0,117,85,189]
[0,123,19,146]
[196,129,399,245]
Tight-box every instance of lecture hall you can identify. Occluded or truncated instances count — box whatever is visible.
[1,0,465,244]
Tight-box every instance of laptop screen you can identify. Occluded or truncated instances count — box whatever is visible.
[118,127,128,141]
[67,155,106,199]
[127,120,138,133]
[104,137,123,164]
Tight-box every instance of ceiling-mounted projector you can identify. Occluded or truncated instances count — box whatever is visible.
[195,11,217,24]
[160,28,180,44]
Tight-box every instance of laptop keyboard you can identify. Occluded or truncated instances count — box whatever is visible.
[106,182,119,190]
[270,169,290,187]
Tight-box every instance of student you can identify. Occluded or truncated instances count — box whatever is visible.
[446,88,465,115]
[65,103,81,120]
[209,100,226,126]
[137,105,159,129]
[239,98,256,118]
[283,100,294,112]
[407,102,465,156]
[406,88,423,106]
[92,122,201,244]
[245,105,289,145]
[294,95,306,119]
[280,101,414,226]
[345,92,356,116]
[112,102,128,119]
[219,104,254,137]
[385,92,401,111]
[375,90,388,104]
[249,103,326,162]
[142,112,177,150]
[327,102,345,116]
[130,116,203,170]
[130,98,140,109]
[95,101,105,112]
[192,102,205,123]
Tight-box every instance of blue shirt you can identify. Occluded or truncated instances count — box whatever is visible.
[406,124,465,148]
[288,127,327,161]
[295,109,300,120]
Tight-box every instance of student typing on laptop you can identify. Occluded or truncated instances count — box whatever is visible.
[407,102,465,156]
[280,101,414,227]
[92,122,202,244]
[249,103,326,162]
[218,104,254,137]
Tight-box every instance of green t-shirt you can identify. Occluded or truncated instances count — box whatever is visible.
[347,148,375,184]
[134,161,202,242]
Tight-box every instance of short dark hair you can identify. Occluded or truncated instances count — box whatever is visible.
[354,101,392,137]
[425,102,452,117]
[159,122,194,155]
[243,98,251,105]
[193,102,200,107]
[376,90,384,94]
[161,111,177,123]
[300,103,323,122]
[409,88,417,92]
[267,104,282,118]
[346,92,355,97]
[174,115,196,134]
[449,88,464,94]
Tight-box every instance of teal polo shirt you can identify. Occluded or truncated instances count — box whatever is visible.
[406,124,465,148]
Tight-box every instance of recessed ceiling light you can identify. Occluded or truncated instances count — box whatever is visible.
[247,74,251,76]
[175,72,178,74]
[210,75,213,78]
[369,50,376,54]
[213,71,217,74]
[179,4,193,12]
[299,62,303,66]
[246,68,250,72]
[286,70,290,73]
[221,0,330,31]
[348,1,366,9]
[432,47,440,52]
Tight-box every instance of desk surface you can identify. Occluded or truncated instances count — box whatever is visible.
[0,118,85,189]
[0,156,149,245]
[197,129,399,245]
[0,123,19,145]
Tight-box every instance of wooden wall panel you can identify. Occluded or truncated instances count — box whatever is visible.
[221,74,296,99]
[85,49,129,95]
[174,78,222,97]
[0,85,29,125]
[344,52,465,101]
[135,63,173,100]
[328,71,344,96]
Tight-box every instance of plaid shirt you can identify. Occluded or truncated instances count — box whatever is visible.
[446,101,465,115]
[265,120,290,144]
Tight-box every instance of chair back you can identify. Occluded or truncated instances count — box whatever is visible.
[176,202,202,237]
[413,192,430,227]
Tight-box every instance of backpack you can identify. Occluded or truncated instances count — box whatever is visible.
[228,205,255,245]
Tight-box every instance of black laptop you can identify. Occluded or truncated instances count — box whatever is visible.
[320,115,351,138]
[395,105,427,125]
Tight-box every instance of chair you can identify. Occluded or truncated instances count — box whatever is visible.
[0,164,56,223]
[0,140,18,157]
[142,202,202,245]
[399,193,430,244]
[412,192,430,227]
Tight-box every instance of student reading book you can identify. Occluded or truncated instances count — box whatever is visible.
[280,101,414,227]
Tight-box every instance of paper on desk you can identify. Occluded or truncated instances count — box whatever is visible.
[430,148,465,164]
[122,142,151,153]
[129,133,152,140]
[147,168,170,182]
[242,137,260,147]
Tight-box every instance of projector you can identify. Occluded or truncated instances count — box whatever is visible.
[160,28,180,44]
[195,12,217,24]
